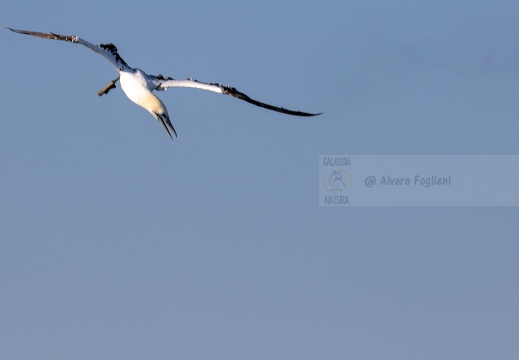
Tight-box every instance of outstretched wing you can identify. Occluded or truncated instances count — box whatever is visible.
[150,75,322,117]
[6,27,131,71]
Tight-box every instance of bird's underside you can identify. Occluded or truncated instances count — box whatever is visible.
[7,27,322,140]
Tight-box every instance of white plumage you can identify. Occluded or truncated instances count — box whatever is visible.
[7,27,321,139]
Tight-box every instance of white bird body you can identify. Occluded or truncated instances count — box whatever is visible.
[120,69,156,110]
[119,69,175,136]
[7,27,321,140]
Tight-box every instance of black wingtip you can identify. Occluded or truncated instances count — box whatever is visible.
[6,27,31,34]
[222,87,322,117]
[297,111,323,117]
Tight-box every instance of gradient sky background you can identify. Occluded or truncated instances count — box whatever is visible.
[1,0,519,359]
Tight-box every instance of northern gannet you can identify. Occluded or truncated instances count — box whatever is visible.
[7,27,321,139]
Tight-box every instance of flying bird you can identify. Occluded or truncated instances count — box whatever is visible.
[7,27,321,139]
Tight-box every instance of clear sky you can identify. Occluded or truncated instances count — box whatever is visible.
[1,0,519,359]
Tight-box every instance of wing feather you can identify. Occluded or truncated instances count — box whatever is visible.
[6,27,130,71]
[151,76,322,117]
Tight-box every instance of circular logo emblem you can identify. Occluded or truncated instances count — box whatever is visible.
[322,169,352,193]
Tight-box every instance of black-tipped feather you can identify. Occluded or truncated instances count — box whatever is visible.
[152,76,322,117]
[8,26,322,141]
[222,86,322,117]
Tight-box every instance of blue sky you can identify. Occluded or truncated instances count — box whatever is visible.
[1,0,519,359]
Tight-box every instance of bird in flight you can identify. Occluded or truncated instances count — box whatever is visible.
[7,27,321,139]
